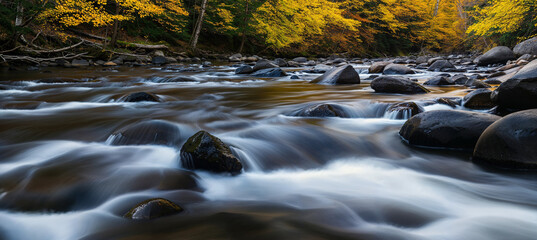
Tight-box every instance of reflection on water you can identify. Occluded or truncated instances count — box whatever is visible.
[0,64,535,240]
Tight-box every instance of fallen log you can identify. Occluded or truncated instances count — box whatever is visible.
[1,52,89,64]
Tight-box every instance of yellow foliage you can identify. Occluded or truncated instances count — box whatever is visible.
[467,0,536,37]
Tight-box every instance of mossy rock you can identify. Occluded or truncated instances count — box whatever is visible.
[180,131,243,174]
[125,198,183,220]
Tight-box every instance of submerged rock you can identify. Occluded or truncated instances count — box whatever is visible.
[293,104,349,118]
[108,120,182,146]
[125,198,183,220]
[386,102,424,119]
[473,109,537,170]
[251,68,287,77]
[492,59,537,111]
[180,131,242,174]
[399,110,500,150]
[371,76,429,94]
[474,46,515,66]
[382,64,415,75]
[462,89,495,109]
[123,92,160,102]
[310,65,360,85]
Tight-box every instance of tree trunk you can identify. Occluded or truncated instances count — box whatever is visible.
[238,0,250,53]
[109,1,120,48]
[15,0,24,26]
[189,0,208,50]
[433,0,441,17]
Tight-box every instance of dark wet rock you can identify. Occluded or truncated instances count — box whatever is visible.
[152,56,168,65]
[293,57,308,63]
[474,46,515,66]
[123,92,160,102]
[427,60,455,72]
[371,76,429,94]
[310,65,360,85]
[383,64,415,75]
[399,110,500,150]
[473,109,537,170]
[251,68,287,77]
[435,97,460,108]
[368,62,391,73]
[513,37,537,56]
[386,102,424,119]
[483,79,502,85]
[108,120,182,146]
[290,75,300,79]
[235,65,254,74]
[489,71,506,78]
[180,131,242,174]
[71,59,89,67]
[465,79,491,89]
[428,57,444,65]
[166,76,198,82]
[451,74,469,85]
[125,198,183,220]
[462,89,495,109]
[424,75,453,86]
[416,56,428,64]
[274,58,288,67]
[292,104,349,118]
[253,59,279,71]
[492,59,537,111]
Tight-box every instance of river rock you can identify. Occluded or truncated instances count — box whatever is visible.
[371,76,429,94]
[125,198,183,220]
[369,62,391,73]
[427,60,455,72]
[492,59,537,111]
[274,58,288,67]
[474,46,515,66]
[428,57,444,66]
[152,56,168,65]
[436,97,460,108]
[513,37,537,56]
[293,57,308,63]
[180,131,242,174]
[386,102,424,119]
[424,75,453,86]
[383,64,415,75]
[451,74,469,85]
[310,65,360,85]
[251,68,287,77]
[123,92,160,102]
[108,120,182,146]
[293,104,349,118]
[465,79,491,89]
[462,89,495,109]
[473,109,537,169]
[235,65,254,74]
[253,59,279,71]
[399,110,500,150]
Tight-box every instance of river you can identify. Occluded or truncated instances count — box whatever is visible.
[0,63,536,240]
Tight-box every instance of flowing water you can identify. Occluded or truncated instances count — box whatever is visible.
[0,64,536,240]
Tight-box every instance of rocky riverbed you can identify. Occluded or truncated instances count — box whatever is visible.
[0,47,537,240]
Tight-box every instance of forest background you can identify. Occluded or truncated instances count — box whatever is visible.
[0,0,535,57]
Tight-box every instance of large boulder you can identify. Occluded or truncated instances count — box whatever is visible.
[368,62,391,73]
[251,68,287,77]
[107,120,182,146]
[424,75,453,86]
[473,109,537,169]
[310,65,360,85]
[474,46,515,66]
[427,60,455,72]
[371,76,429,94]
[385,102,424,119]
[399,110,500,150]
[383,64,415,75]
[462,89,495,109]
[180,131,242,174]
[492,59,537,111]
[291,104,349,118]
[513,37,537,56]
[252,59,279,71]
[125,198,183,220]
[123,92,160,102]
